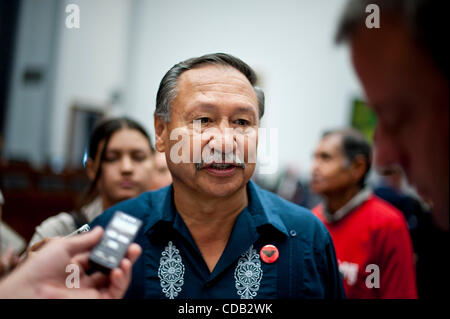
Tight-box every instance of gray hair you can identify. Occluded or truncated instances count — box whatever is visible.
[335,0,448,78]
[155,53,265,122]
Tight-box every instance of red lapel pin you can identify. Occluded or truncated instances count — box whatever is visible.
[260,244,279,264]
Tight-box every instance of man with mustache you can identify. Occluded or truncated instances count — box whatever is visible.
[90,53,345,299]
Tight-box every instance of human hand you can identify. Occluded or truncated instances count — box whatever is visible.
[21,237,55,265]
[0,227,141,298]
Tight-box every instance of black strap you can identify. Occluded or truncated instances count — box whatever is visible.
[71,210,88,229]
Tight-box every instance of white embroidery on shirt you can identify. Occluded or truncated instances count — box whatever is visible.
[234,245,263,299]
[158,241,185,299]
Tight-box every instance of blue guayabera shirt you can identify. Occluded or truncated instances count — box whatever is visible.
[90,181,345,299]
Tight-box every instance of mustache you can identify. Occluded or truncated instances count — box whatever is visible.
[194,152,246,170]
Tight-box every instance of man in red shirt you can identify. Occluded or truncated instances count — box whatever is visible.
[311,129,417,298]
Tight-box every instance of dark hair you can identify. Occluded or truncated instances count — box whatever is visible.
[77,116,154,210]
[335,0,448,79]
[155,53,265,122]
[322,128,372,188]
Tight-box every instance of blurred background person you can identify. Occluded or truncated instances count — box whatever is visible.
[27,117,161,248]
[0,189,24,278]
[374,165,425,252]
[335,0,449,298]
[150,151,172,191]
[311,128,417,298]
[335,0,448,230]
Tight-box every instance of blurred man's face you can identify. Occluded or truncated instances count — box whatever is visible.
[351,21,449,229]
[154,64,259,198]
[311,134,354,196]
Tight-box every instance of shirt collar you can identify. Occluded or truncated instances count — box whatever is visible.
[143,184,176,235]
[144,180,289,238]
[322,187,372,223]
[246,180,289,237]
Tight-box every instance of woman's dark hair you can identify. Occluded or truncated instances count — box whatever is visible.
[74,116,154,220]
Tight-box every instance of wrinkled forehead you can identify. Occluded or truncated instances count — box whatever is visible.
[175,64,258,105]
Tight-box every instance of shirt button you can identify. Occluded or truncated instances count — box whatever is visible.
[289,230,297,237]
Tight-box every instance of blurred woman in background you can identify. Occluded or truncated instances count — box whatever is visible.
[28,116,170,247]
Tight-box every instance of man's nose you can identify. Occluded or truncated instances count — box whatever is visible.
[207,126,236,154]
[311,159,319,174]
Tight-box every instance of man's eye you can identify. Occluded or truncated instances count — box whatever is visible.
[235,119,249,126]
[198,117,210,124]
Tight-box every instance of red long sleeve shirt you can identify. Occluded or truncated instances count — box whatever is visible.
[313,195,418,299]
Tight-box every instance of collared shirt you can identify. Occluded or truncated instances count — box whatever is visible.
[313,194,418,298]
[321,188,372,223]
[28,197,103,248]
[90,181,345,299]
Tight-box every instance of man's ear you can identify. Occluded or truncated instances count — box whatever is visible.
[86,158,96,181]
[154,116,168,153]
[351,155,367,183]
